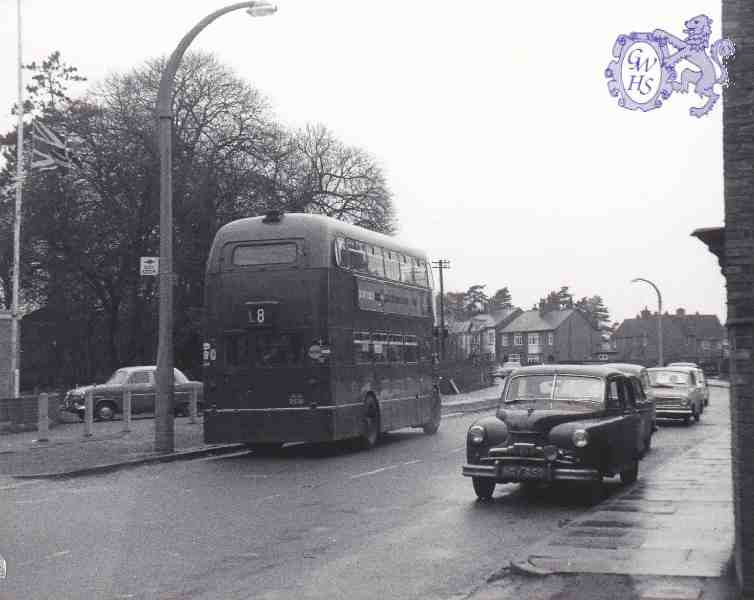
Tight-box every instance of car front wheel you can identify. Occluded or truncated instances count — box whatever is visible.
[472,477,495,501]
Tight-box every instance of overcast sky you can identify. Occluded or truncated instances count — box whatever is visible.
[0,0,727,325]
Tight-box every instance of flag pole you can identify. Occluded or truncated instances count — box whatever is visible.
[10,0,23,397]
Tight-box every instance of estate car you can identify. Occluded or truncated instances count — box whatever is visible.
[646,366,704,424]
[63,366,203,421]
[462,364,648,500]
[667,362,710,407]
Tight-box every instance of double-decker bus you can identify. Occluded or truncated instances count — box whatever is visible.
[202,211,440,450]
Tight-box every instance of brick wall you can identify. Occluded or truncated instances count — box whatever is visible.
[722,1,754,595]
[553,311,597,363]
[0,311,11,398]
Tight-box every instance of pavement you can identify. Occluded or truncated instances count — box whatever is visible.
[0,381,504,479]
[467,378,739,600]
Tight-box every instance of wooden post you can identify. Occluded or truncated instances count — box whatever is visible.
[122,388,132,433]
[84,387,93,437]
[36,392,49,442]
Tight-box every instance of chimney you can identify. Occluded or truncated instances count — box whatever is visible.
[676,308,686,316]
[539,299,545,315]
[640,306,651,319]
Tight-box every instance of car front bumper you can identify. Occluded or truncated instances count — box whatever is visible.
[655,407,693,418]
[462,458,601,483]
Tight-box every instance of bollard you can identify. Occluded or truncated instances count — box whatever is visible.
[36,392,49,442]
[122,388,132,433]
[84,388,94,437]
[189,387,198,424]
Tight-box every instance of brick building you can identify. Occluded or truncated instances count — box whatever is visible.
[612,308,725,368]
[498,301,600,365]
[693,2,754,595]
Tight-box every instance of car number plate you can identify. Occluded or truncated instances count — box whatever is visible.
[499,465,547,481]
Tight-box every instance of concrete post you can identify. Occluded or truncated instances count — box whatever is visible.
[189,387,198,424]
[36,392,49,442]
[84,387,93,438]
[122,388,132,433]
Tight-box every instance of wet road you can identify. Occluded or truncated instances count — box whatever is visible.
[0,387,729,600]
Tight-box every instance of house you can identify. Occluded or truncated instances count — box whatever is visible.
[612,307,725,367]
[444,306,522,362]
[498,299,600,365]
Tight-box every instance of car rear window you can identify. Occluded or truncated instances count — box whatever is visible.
[648,370,690,386]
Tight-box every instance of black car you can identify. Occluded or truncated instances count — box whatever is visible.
[462,364,647,500]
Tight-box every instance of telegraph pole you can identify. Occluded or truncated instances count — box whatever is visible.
[432,260,450,360]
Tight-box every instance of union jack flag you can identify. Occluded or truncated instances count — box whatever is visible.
[30,120,74,172]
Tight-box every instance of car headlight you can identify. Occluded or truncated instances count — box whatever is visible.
[572,429,589,448]
[468,425,486,446]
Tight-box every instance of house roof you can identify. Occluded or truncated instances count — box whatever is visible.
[488,307,520,327]
[469,314,496,331]
[615,313,724,340]
[500,309,576,333]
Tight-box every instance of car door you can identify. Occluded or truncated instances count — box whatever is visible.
[129,369,154,413]
[688,371,702,414]
[621,377,644,460]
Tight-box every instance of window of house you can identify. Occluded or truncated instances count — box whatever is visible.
[701,340,711,351]
[528,333,539,345]
[514,334,523,346]
[500,334,508,347]
[527,354,541,365]
[508,353,521,362]
[547,332,554,345]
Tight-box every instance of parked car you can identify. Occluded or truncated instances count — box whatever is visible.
[646,366,704,424]
[604,363,657,454]
[62,366,203,421]
[462,364,647,500]
[667,362,709,407]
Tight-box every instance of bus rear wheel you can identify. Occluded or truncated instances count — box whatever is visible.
[422,391,441,435]
[359,396,380,450]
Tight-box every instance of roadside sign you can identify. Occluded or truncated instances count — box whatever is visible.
[140,257,159,276]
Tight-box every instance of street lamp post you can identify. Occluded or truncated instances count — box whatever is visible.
[631,278,663,366]
[154,1,277,453]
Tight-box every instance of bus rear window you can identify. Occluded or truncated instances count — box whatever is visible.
[232,243,297,266]
[225,332,303,367]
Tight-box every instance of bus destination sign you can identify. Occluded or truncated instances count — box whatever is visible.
[245,301,279,327]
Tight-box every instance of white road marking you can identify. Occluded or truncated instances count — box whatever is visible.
[447,447,466,454]
[443,412,464,418]
[17,549,70,568]
[350,459,422,480]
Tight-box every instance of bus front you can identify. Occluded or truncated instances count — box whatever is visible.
[202,212,334,446]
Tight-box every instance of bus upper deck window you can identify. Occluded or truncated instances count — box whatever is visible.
[343,239,368,272]
[367,246,385,278]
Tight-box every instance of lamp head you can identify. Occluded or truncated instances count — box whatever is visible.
[247,2,278,17]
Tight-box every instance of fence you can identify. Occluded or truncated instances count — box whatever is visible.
[0,387,200,435]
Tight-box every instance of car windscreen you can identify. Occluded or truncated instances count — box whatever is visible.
[505,374,604,411]
[648,370,690,387]
[105,369,130,385]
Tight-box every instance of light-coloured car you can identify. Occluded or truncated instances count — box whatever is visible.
[647,366,704,424]
[63,366,203,421]
[667,362,709,407]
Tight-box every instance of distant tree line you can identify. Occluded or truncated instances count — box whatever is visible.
[0,52,396,387]
[438,284,611,329]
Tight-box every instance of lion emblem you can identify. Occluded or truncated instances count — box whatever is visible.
[653,15,735,117]
[606,15,735,116]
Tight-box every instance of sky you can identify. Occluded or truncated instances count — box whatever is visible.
[0,0,728,325]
